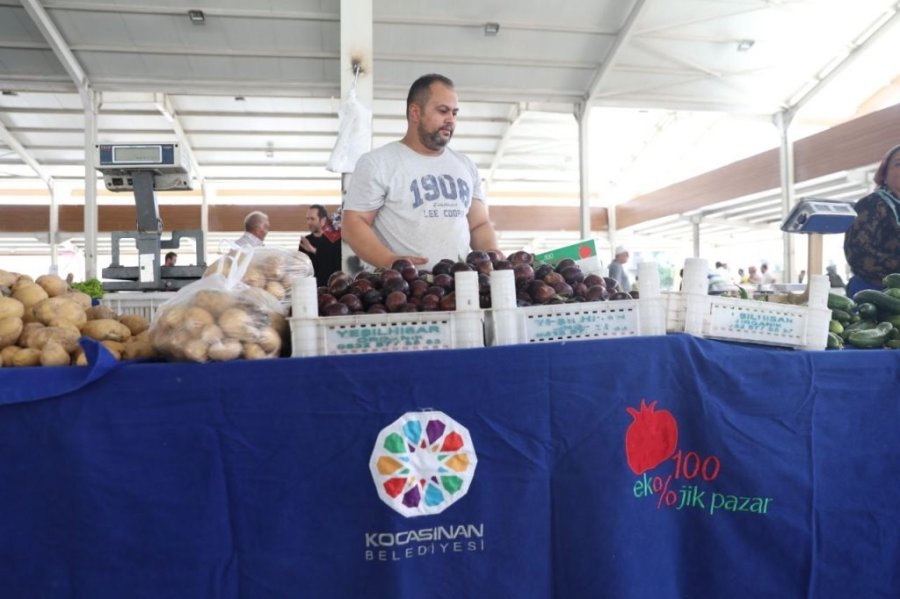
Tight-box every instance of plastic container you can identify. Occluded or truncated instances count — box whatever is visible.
[486,262,667,346]
[101,291,177,322]
[289,271,484,357]
[674,258,830,350]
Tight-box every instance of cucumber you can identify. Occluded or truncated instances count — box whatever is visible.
[827,293,855,312]
[857,302,879,320]
[829,320,844,335]
[847,322,894,349]
[831,309,852,324]
[852,290,900,315]
[826,332,843,349]
[841,319,876,341]
[886,339,900,349]
[884,288,900,300]
[888,313,900,329]
[883,273,900,289]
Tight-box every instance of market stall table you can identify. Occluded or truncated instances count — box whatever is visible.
[0,335,898,598]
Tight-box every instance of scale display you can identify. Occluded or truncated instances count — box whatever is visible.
[97,143,177,169]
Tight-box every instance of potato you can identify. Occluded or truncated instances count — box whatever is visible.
[73,348,89,366]
[11,347,41,367]
[264,281,286,300]
[33,297,87,329]
[219,308,261,342]
[35,274,69,297]
[86,305,117,321]
[64,291,92,310]
[182,338,209,363]
[182,307,215,335]
[11,274,34,293]
[243,267,266,288]
[81,319,132,342]
[0,269,18,288]
[2,344,21,364]
[18,322,45,347]
[241,342,268,360]
[123,337,156,360]
[101,340,126,356]
[156,305,187,329]
[26,326,80,354]
[0,297,25,320]
[118,314,150,336]
[192,289,236,317]
[208,338,242,361]
[40,340,71,367]
[22,304,39,324]
[0,316,24,349]
[257,326,281,355]
[200,323,224,345]
[12,283,49,309]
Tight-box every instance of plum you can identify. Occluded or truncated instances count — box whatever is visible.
[392,258,414,272]
[318,293,338,315]
[553,281,574,298]
[329,277,351,298]
[494,259,513,271]
[409,279,430,298]
[426,285,446,298]
[382,276,410,296]
[543,271,564,286]
[555,258,576,273]
[466,250,491,267]
[513,263,535,288]
[560,265,584,285]
[420,294,441,311]
[611,291,633,301]
[401,266,420,282]
[451,261,473,273]
[385,291,407,312]
[340,293,363,312]
[583,274,605,288]
[439,292,457,311]
[530,282,556,304]
[586,285,609,302]
[367,304,387,314]
[324,302,350,317]
[433,273,454,292]
[362,289,384,307]
[534,264,554,280]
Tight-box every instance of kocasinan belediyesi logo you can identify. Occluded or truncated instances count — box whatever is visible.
[366,411,484,562]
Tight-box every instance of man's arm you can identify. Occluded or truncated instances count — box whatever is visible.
[342,209,427,269]
[467,199,500,253]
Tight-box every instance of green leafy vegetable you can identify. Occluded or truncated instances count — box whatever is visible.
[70,278,104,299]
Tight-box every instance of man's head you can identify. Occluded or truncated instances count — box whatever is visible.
[306,204,328,235]
[614,245,629,263]
[405,74,458,154]
[875,143,900,195]
[164,251,177,266]
[761,263,769,273]
[748,266,758,276]
[244,210,270,241]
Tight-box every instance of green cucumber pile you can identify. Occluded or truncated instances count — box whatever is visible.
[827,273,900,350]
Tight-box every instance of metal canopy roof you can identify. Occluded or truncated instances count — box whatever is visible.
[1,0,899,256]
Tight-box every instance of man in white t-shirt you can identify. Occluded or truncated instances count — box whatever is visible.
[342,74,500,269]
[235,210,269,248]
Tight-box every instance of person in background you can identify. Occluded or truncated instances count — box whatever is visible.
[341,73,500,269]
[737,268,748,284]
[747,265,761,285]
[607,245,631,293]
[164,252,177,267]
[299,204,343,287]
[798,269,806,285]
[760,263,776,285]
[236,211,269,248]
[844,143,900,295]
[826,265,845,289]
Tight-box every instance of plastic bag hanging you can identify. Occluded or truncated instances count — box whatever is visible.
[325,86,372,173]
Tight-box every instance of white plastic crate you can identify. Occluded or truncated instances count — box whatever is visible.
[101,291,177,322]
[486,262,667,346]
[674,258,831,351]
[665,290,686,333]
[289,272,484,357]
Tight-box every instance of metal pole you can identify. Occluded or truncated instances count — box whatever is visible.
[775,110,795,281]
[83,90,98,280]
[575,102,591,240]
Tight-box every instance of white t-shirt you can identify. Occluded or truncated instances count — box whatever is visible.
[344,141,486,269]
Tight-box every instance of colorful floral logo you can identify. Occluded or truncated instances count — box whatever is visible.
[370,411,477,518]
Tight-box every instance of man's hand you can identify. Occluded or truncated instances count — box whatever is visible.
[299,237,315,253]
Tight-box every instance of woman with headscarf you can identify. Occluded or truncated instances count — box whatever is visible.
[843,144,900,295]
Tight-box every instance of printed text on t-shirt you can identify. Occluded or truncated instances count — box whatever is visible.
[410,175,472,209]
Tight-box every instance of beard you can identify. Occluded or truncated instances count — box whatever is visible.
[419,123,452,151]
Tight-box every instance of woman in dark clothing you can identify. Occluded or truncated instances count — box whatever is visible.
[844,144,900,295]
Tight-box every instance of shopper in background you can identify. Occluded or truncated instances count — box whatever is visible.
[164,252,177,267]
[608,245,631,293]
[300,204,342,287]
[798,269,806,284]
[342,73,500,270]
[760,263,776,285]
[826,265,845,289]
[844,143,900,295]
[747,265,761,285]
[235,211,270,248]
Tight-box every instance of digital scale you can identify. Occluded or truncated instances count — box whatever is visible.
[95,143,206,291]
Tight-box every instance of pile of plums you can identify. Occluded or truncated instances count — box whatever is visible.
[315,250,632,317]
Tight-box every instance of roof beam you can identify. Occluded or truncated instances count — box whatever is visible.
[152,94,203,182]
[584,0,650,105]
[486,104,522,186]
[785,2,900,117]
[0,121,52,186]
[20,0,89,93]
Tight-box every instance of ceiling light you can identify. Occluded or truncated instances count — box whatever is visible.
[188,10,205,25]
[234,96,246,102]
[737,39,755,52]
[484,22,500,36]
[1,90,19,96]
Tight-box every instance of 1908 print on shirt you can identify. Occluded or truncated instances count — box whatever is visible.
[410,174,472,217]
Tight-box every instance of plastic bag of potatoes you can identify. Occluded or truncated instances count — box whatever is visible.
[204,243,313,310]
[151,248,289,362]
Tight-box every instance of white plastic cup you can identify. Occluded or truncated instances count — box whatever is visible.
[454,271,479,311]
[292,276,319,318]
[683,258,709,296]
[637,261,660,298]
[489,269,516,309]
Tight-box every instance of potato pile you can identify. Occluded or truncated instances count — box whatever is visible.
[149,285,287,363]
[0,269,156,367]
[204,247,313,305]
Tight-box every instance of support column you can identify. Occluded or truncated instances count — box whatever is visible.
[49,180,60,273]
[201,180,213,262]
[83,90,98,280]
[691,215,701,258]
[575,102,591,240]
[775,110,796,280]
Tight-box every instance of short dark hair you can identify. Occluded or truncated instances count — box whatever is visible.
[165,251,176,261]
[406,74,454,118]
[309,204,328,220]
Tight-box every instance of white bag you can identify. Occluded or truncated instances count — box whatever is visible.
[326,88,372,173]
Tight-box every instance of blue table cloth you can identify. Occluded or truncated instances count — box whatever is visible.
[0,335,898,598]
